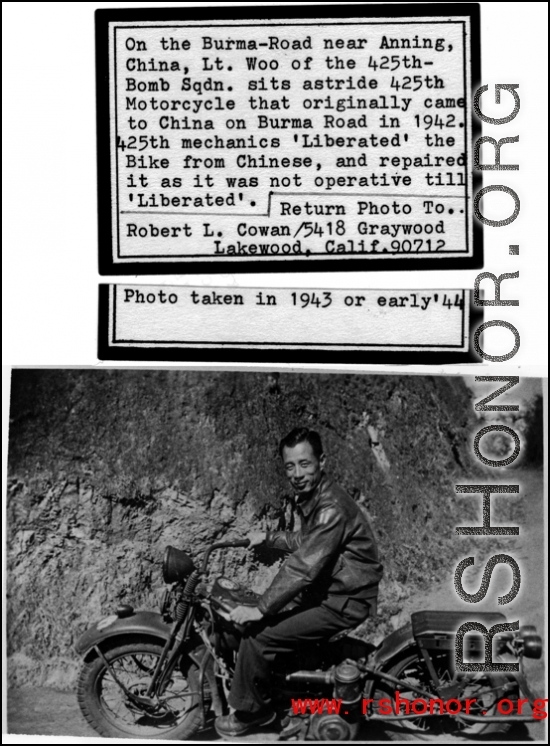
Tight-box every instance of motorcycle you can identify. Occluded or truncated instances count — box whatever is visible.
[75,540,543,741]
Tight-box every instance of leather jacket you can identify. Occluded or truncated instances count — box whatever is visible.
[258,473,383,616]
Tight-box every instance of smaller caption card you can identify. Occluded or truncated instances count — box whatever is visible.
[99,284,480,363]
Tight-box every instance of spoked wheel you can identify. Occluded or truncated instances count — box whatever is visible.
[77,640,202,739]
[374,651,515,740]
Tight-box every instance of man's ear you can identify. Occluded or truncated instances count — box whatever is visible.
[319,452,326,469]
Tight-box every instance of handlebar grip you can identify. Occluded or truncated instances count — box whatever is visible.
[210,540,250,549]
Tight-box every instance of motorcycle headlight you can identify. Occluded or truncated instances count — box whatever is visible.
[163,546,196,583]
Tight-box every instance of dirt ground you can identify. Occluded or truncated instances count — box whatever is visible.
[5,468,547,743]
[4,684,545,743]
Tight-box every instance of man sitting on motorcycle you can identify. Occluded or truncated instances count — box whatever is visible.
[215,426,384,738]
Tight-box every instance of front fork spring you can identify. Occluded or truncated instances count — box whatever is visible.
[175,570,200,622]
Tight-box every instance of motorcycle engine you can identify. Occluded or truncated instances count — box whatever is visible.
[310,662,362,740]
[284,661,362,742]
[309,714,355,741]
[211,576,261,609]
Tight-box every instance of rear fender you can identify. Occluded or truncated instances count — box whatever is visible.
[363,619,522,700]
[75,610,172,659]
[363,621,417,697]
[371,621,416,668]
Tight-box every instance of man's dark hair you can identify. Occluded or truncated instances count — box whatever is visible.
[279,427,324,460]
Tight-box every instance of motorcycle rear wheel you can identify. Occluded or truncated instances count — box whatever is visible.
[77,639,203,740]
[376,651,515,740]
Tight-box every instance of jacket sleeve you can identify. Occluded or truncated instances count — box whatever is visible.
[265,530,303,554]
[258,505,345,616]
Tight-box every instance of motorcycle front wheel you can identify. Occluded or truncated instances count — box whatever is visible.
[375,651,515,740]
[77,639,203,740]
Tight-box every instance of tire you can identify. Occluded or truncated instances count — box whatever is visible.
[373,650,515,740]
[77,639,202,740]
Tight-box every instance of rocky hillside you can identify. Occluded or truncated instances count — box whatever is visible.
[7,370,477,688]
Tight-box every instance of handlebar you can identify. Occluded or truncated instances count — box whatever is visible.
[200,539,250,574]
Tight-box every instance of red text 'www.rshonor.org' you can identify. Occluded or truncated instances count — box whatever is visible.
[290,695,548,719]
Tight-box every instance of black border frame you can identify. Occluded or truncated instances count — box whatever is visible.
[98,283,483,363]
[96,3,482,275]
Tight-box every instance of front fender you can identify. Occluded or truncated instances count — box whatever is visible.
[75,610,173,657]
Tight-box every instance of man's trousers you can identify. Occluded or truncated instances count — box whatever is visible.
[227,597,371,713]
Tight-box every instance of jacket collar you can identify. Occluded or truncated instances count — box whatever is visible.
[295,472,330,518]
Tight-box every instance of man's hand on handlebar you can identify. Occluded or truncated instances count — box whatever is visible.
[229,605,264,624]
[247,531,266,547]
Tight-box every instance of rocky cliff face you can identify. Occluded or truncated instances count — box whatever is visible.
[7,370,475,688]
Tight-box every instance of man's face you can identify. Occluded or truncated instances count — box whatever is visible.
[282,440,325,497]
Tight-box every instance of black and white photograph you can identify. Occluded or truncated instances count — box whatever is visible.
[5,369,546,741]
